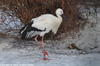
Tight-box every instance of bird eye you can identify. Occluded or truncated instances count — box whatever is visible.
[60,11,62,14]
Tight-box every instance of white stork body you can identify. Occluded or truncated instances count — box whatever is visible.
[31,14,62,36]
[20,8,70,60]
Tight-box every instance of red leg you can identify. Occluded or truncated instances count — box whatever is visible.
[42,36,50,60]
[34,35,49,57]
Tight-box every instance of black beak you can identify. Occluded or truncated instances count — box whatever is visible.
[61,14,71,26]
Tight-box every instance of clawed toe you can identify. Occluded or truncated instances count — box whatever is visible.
[43,58,50,60]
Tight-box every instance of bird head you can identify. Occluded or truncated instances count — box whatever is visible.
[56,8,71,26]
[56,8,64,16]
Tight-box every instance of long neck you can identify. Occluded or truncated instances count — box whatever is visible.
[52,14,63,34]
[56,14,62,22]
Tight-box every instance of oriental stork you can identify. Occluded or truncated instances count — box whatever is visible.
[20,8,71,60]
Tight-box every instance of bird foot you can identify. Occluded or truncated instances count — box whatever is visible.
[43,50,50,60]
[43,58,50,60]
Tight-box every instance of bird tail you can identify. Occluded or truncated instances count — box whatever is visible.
[20,25,28,40]
[21,29,27,40]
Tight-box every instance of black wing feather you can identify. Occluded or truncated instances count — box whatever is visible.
[20,21,46,40]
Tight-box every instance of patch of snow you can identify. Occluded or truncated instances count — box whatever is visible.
[0,38,100,66]
[0,35,100,66]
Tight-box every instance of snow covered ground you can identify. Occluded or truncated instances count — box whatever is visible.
[0,38,100,66]
[0,6,100,66]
